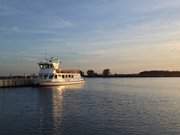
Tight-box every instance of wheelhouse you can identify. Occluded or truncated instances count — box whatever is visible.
[39,63,53,69]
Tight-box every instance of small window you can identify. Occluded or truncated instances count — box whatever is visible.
[40,65,43,69]
[49,74,53,79]
[44,74,48,79]
[54,75,57,79]
[62,75,64,78]
[69,75,71,78]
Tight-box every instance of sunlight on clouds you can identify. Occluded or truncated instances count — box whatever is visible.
[1,0,180,75]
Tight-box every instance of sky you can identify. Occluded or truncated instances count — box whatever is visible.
[1,0,180,75]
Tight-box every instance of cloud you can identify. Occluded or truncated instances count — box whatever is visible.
[131,0,180,13]
[0,2,21,16]
[0,26,55,34]
[1,0,180,74]
[87,14,180,46]
[45,17,73,29]
[0,16,74,35]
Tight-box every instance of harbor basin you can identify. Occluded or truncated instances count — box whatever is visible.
[1,78,180,135]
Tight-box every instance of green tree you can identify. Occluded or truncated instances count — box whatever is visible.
[87,70,96,77]
[103,69,110,76]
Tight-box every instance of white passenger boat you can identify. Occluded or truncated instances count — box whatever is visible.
[36,57,84,86]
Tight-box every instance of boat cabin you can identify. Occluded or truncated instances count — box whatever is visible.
[38,57,81,81]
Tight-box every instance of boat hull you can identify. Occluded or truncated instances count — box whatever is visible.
[38,80,85,86]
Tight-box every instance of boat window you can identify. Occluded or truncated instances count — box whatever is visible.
[49,74,53,79]
[44,74,48,79]
[39,64,53,69]
[40,65,43,69]
[62,75,64,78]
[54,75,57,79]
[72,75,74,78]
[40,64,46,69]
[50,64,53,68]
[69,75,71,78]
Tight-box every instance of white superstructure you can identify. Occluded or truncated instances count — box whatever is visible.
[36,57,84,86]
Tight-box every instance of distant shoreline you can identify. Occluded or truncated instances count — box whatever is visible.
[1,70,180,79]
[84,70,180,78]
[84,76,180,78]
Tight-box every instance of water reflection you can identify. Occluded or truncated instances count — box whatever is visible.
[2,79,180,135]
[56,84,85,91]
[37,84,84,134]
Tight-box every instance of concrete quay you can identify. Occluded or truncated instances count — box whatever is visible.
[0,77,34,88]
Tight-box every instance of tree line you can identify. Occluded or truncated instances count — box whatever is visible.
[81,69,180,77]
[86,69,111,77]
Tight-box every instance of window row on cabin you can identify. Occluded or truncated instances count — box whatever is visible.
[39,64,53,69]
[60,74,74,78]
[39,74,74,79]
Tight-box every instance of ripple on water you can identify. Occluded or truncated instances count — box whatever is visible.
[1,78,180,135]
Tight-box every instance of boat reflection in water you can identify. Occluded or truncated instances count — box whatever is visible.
[37,83,84,134]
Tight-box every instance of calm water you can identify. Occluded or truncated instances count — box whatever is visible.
[1,78,180,135]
